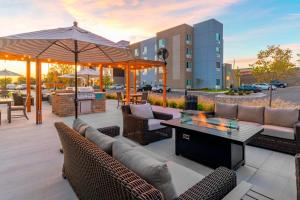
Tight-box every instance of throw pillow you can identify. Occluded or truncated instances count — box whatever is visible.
[112,141,177,200]
[130,103,154,119]
[72,118,89,136]
[85,127,116,155]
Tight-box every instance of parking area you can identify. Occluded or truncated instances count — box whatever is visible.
[263,86,300,104]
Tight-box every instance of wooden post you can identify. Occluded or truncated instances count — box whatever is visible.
[126,64,130,104]
[133,69,137,94]
[35,59,42,124]
[99,64,103,91]
[26,60,31,112]
[162,65,167,107]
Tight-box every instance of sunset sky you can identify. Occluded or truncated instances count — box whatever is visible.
[0,0,299,76]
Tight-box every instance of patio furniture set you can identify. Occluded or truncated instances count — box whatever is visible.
[117,91,148,108]
[0,92,29,124]
[55,102,300,199]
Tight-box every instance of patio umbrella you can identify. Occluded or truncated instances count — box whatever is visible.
[0,21,133,118]
[0,69,21,88]
[77,68,99,86]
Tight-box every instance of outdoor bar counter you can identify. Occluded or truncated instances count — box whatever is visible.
[52,89,106,117]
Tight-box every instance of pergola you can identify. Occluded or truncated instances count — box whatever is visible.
[0,52,167,124]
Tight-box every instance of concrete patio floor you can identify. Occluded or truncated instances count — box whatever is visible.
[0,100,296,200]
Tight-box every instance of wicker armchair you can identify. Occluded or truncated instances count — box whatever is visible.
[122,105,173,145]
[55,122,236,200]
[8,93,29,122]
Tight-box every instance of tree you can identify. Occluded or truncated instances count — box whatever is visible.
[251,45,295,83]
[103,75,112,89]
[45,64,76,87]
[297,53,300,67]
[17,76,26,84]
[0,77,12,88]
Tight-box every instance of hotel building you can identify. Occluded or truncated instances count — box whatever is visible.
[129,19,224,89]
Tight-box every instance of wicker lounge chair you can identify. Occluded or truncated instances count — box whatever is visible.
[55,122,236,200]
[122,105,173,145]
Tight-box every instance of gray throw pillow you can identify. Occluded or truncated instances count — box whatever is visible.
[85,127,116,155]
[130,103,154,119]
[112,141,177,200]
[72,118,89,136]
[264,107,299,128]
[215,103,238,119]
[238,105,264,124]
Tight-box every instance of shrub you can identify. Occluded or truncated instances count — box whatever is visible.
[197,104,204,111]
[106,93,117,99]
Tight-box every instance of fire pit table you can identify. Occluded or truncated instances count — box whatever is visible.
[161,111,263,170]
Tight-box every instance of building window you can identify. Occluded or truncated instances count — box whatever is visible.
[186,80,192,86]
[216,62,220,70]
[158,39,166,48]
[186,34,192,44]
[216,33,221,42]
[216,79,220,86]
[186,48,192,58]
[134,48,139,57]
[216,47,221,58]
[186,61,192,69]
[143,56,148,60]
[154,55,158,61]
[142,46,147,55]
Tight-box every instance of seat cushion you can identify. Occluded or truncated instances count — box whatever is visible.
[215,103,237,119]
[72,118,89,136]
[10,106,25,110]
[130,103,154,119]
[148,119,166,131]
[264,107,299,128]
[112,141,177,200]
[239,121,261,127]
[167,161,204,197]
[85,127,116,154]
[262,125,295,140]
[135,146,168,162]
[238,105,264,124]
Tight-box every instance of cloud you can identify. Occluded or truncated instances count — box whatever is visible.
[60,0,240,42]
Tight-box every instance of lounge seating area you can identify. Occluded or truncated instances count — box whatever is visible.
[56,119,236,199]
[0,100,298,200]
[209,102,300,155]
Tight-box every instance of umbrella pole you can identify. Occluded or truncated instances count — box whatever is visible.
[74,40,79,119]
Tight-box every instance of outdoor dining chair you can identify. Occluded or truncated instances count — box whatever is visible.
[8,94,29,122]
[116,92,126,108]
[136,92,148,104]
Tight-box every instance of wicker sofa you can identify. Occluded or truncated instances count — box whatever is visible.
[205,103,300,155]
[55,121,236,200]
[122,104,173,145]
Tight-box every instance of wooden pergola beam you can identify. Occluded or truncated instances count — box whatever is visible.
[99,64,103,91]
[126,64,130,104]
[35,59,42,124]
[26,60,31,112]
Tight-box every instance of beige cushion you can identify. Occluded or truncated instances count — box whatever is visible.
[112,141,177,200]
[148,119,166,131]
[135,146,167,162]
[167,161,204,196]
[215,103,237,119]
[239,121,261,127]
[72,118,89,136]
[130,103,154,119]
[262,125,295,140]
[264,107,299,128]
[85,127,116,154]
[238,105,264,124]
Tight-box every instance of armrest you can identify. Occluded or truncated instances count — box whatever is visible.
[97,126,120,137]
[125,114,149,129]
[153,111,173,120]
[295,122,300,141]
[178,167,236,200]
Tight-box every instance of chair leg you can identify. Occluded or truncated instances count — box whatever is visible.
[23,109,29,120]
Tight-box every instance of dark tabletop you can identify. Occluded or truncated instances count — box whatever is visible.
[161,119,264,144]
